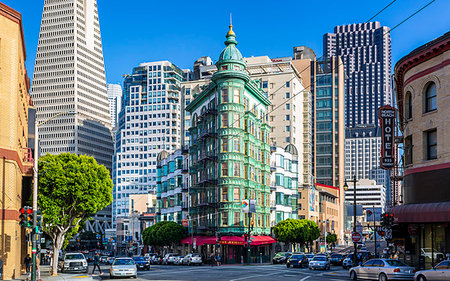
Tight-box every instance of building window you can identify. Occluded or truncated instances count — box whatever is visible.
[233,89,240,103]
[234,188,240,201]
[221,162,228,176]
[426,129,437,160]
[286,115,290,121]
[286,92,290,99]
[234,212,240,226]
[234,162,240,177]
[234,113,240,128]
[405,135,413,165]
[233,138,240,152]
[286,125,290,132]
[222,187,228,201]
[221,113,228,128]
[286,81,290,88]
[405,91,412,119]
[424,82,437,112]
[286,103,290,110]
[222,88,228,103]
[221,138,228,152]
[222,212,228,226]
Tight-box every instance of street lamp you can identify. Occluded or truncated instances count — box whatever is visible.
[344,174,358,266]
[31,110,76,281]
[323,219,329,253]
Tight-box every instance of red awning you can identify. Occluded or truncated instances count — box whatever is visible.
[250,236,277,245]
[180,236,216,246]
[389,202,450,223]
[219,236,245,245]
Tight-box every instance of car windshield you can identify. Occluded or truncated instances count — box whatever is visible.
[192,254,200,257]
[306,254,314,258]
[65,254,84,260]
[274,252,285,258]
[113,259,134,265]
[132,257,145,261]
[290,255,302,259]
[331,254,342,258]
[385,260,408,267]
[313,256,326,261]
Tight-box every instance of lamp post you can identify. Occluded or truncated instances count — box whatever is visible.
[323,219,329,253]
[31,111,76,281]
[344,175,358,267]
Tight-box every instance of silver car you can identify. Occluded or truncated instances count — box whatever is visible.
[183,253,203,265]
[414,260,450,281]
[349,259,415,281]
[110,258,137,279]
[309,256,330,270]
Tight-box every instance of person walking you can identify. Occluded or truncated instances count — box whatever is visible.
[209,253,215,267]
[216,253,221,266]
[24,254,32,279]
[36,256,41,281]
[91,252,103,275]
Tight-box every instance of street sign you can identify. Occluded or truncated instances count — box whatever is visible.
[352,232,362,243]
[182,219,188,227]
[242,200,249,213]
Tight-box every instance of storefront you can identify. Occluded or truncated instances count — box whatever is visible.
[180,235,276,264]
[389,203,450,269]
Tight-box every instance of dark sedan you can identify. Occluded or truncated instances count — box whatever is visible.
[132,256,150,270]
[272,252,292,264]
[286,254,309,268]
[330,253,344,265]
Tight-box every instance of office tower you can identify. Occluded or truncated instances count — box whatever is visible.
[0,3,34,278]
[291,48,345,241]
[108,83,122,129]
[323,22,391,187]
[193,56,215,80]
[185,25,272,240]
[344,179,386,209]
[112,61,186,225]
[31,0,113,171]
[270,145,299,226]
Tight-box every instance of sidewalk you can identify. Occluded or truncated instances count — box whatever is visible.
[12,266,97,281]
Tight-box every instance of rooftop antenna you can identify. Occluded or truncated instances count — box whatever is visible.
[230,13,232,26]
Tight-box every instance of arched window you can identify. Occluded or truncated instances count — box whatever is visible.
[405,91,412,119]
[424,82,437,112]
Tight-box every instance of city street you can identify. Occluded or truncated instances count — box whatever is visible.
[67,264,351,281]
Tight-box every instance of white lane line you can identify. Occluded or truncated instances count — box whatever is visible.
[299,276,311,281]
[144,268,208,275]
[229,271,281,281]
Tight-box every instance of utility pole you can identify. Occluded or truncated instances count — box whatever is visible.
[373,205,377,258]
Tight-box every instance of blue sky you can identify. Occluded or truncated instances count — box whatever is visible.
[4,0,450,85]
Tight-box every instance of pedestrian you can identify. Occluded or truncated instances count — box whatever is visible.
[91,252,103,275]
[210,253,215,266]
[24,254,32,277]
[36,256,41,281]
[446,253,450,260]
[216,253,221,266]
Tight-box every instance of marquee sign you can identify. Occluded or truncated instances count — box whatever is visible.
[379,105,396,170]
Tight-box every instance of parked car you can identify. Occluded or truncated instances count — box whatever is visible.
[132,256,150,270]
[182,253,203,265]
[174,256,184,265]
[421,248,445,262]
[59,253,88,273]
[286,254,309,268]
[414,260,450,281]
[100,256,109,264]
[309,256,330,270]
[110,258,137,279]
[151,255,163,265]
[272,252,292,264]
[349,259,415,281]
[305,254,315,263]
[330,253,344,265]
[163,253,180,265]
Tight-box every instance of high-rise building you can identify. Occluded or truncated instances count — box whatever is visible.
[0,3,34,278]
[30,0,113,170]
[108,83,122,129]
[344,179,386,209]
[323,22,391,188]
[31,0,114,234]
[112,61,187,225]
[185,25,272,242]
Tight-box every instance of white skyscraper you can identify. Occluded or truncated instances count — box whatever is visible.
[107,83,122,129]
[31,0,113,171]
[31,0,113,233]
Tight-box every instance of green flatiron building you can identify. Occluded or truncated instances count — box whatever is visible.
[186,25,272,236]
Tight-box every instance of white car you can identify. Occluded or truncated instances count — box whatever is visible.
[309,256,330,270]
[349,259,415,281]
[110,258,137,279]
[414,260,450,281]
[183,253,203,265]
[59,253,88,273]
[163,253,179,265]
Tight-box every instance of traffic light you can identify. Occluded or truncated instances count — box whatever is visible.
[381,213,389,227]
[36,210,42,232]
[19,207,33,228]
[388,213,394,227]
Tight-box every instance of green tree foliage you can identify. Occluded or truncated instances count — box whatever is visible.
[326,233,337,249]
[273,219,320,249]
[142,221,185,247]
[38,153,112,275]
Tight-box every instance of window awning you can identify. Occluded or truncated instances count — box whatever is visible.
[388,202,450,223]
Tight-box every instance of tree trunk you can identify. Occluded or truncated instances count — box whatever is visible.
[51,232,65,276]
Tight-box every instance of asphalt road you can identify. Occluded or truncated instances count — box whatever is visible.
[81,264,352,281]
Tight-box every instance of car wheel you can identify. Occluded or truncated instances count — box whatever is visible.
[286,263,290,268]
[378,273,388,281]
[417,275,427,281]
[350,270,357,280]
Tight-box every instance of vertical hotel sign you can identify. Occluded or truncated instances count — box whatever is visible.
[379,105,396,169]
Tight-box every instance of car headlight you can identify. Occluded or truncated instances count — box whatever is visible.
[64,262,70,266]
[82,261,87,266]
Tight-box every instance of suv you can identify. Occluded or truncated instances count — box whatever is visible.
[163,253,179,265]
[59,253,88,273]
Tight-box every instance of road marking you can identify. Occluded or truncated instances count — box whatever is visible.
[299,276,311,281]
[73,276,88,278]
[229,271,281,281]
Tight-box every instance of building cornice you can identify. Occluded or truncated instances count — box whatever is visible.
[0,2,26,60]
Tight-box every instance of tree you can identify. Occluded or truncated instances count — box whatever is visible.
[302,219,320,251]
[38,153,112,275]
[326,233,337,250]
[142,221,185,248]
